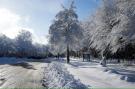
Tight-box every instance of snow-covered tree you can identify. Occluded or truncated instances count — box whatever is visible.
[0,30,49,58]
[33,43,49,58]
[109,0,135,55]
[15,30,33,57]
[49,44,65,59]
[0,34,16,56]
[82,0,135,61]
[49,1,83,63]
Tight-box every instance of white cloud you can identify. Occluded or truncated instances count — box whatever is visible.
[0,8,48,44]
[0,0,67,45]
[0,8,21,38]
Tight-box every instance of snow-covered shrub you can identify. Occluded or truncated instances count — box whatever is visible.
[42,62,87,89]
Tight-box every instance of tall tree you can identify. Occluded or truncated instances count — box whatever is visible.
[82,0,135,60]
[49,1,83,63]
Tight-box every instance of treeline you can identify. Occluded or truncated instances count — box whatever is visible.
[48,0,135,63]
[0,30,50,58]
[82,0,135,60]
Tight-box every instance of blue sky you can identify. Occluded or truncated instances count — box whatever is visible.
[0,0,101,44]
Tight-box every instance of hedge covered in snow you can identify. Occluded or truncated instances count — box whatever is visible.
[42,62,87,89]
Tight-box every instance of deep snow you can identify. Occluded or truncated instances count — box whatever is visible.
[43,62,87,89]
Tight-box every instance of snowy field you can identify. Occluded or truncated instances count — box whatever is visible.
[64,58,135,88]
[43,58,135,88]
[0,57,47,88]
[0,57,135,88]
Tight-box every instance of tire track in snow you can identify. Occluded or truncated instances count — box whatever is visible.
[0,62,46,88]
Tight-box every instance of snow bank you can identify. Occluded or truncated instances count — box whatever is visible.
[42,62,87,89]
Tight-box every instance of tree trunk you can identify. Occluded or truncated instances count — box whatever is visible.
[57,53,59,59]
[100,51,106,67]
[67,45,70,63]
[118,59,120,63]
[100,57,106,67]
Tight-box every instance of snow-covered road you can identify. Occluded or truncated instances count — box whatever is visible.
[1,57,135,88]
[0,61,47,88]
[64,59,135,88]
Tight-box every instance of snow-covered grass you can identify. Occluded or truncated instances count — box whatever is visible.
[42,62,87,89]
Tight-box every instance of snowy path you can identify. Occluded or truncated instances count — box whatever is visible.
[64,59,135,88]
[0,61,47,88]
